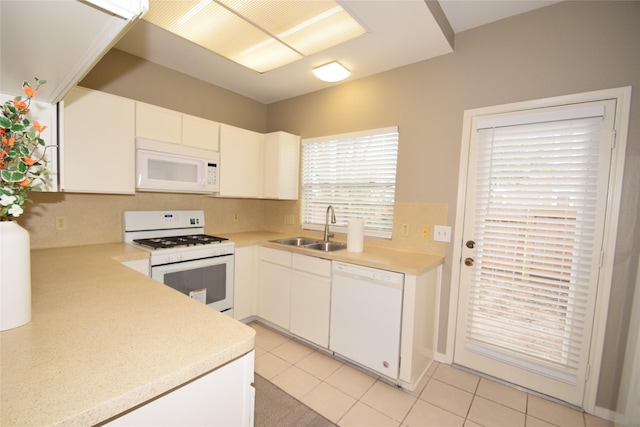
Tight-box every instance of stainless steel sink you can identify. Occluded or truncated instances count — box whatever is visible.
[304,242,348,252]
[269,237,347,252]
[270,237,320,246]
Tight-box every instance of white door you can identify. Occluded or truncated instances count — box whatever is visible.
[454,99,618,406]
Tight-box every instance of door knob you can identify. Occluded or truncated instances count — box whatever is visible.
[466,240,475,249]
[464,258,474,266]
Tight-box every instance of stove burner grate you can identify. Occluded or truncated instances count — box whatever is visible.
[134,234,228,249]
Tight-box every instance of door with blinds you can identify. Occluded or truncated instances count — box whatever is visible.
[454,99,617,406]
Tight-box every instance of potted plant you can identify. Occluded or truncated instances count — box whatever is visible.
[0,78,50,331]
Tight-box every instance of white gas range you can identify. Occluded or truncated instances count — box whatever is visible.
[123,210,234,316]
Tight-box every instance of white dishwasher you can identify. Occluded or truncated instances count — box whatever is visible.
[329,261,404,379]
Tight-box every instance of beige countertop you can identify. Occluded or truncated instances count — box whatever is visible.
[221,231,444,276]
[0,243,255,427]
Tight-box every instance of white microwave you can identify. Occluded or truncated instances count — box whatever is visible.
[135,138,219,194]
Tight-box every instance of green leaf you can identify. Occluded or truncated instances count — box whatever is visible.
[0,116,11,128]
[1,169,26,182]
[11,123,25,132]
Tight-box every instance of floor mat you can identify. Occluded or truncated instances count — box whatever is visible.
[254,374,337,427]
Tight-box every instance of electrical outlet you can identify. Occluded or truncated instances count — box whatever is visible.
[55,216,67,230]
[434,225,452,242]
[420,225,430,239]
[233,213,239,222]
[402,224,409,236]
[284,214,295,225]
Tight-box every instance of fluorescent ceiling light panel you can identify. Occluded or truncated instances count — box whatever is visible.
[143,0,366,73]
[313,61,350,82]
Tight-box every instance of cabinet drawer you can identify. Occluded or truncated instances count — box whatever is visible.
[292,253,331,277]
[260,247,292,267]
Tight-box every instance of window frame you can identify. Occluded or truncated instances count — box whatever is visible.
[300,126,399,239]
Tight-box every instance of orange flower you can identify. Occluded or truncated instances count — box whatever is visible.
[2,136,15,147]
[33,121,47,133]
[23,85,37,98]
[23,156,37,166]
[13,98,28,111]
[17,178,30,187]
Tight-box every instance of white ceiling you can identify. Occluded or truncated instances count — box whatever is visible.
[114,0,561,104]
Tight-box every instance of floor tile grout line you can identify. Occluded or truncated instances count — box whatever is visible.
[251,322,602,427]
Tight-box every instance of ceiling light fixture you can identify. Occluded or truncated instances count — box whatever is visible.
[143,0,366,73]
[178,0,211,25]
[313,61,351,82]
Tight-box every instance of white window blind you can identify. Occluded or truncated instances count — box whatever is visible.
[466,110,606,385]
[301,126,399,238]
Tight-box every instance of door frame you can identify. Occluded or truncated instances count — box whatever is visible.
[446,86,632,413]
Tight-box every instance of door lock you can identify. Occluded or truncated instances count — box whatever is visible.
[464,258,474,266]
[466,240,475,249]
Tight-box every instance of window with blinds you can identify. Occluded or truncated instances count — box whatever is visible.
[300,126,399,238]
[466,105,609,384]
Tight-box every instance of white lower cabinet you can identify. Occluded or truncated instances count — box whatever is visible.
[257,247,292,329]
[290,253,331,348]
[251,245,440,391]
[120,258,150,276]
[234,246,257,321]
[106,350,255,426]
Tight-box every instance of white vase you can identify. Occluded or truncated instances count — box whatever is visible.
[0,221,31,331]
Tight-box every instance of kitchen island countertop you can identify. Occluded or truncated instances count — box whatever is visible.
[0,243,255,427]
[221,231,444,276]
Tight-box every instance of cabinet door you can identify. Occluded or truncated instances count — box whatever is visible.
[263,131,300,200]
[182,114,220,151]
[219,124,263,198]
[61,87,135,194]
[135,102,182,144]
[121,259,149,276]
[106,350,255,426]
[233,246,256,321]
[290,268,330,347]
[257,247,291,329]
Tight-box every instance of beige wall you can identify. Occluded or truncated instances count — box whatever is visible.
[267,1,640,410]
[79,49,269,133]
[20,0,639,411]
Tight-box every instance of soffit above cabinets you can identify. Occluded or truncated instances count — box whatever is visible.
[0,0,148,104]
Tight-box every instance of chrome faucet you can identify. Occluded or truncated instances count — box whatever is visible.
[324,205,336,241]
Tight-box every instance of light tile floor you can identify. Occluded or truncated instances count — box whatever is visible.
[250,321,613,427]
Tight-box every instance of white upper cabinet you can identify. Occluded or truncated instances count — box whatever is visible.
[263,131,300,200]
[219,126,300,200]
[135,102,220,151]
[61,87,135,194]
[135,103,182,145]
[182,114,220,151]
[218,124,263,198]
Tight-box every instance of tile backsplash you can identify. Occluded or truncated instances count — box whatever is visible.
[24,192,448,256]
